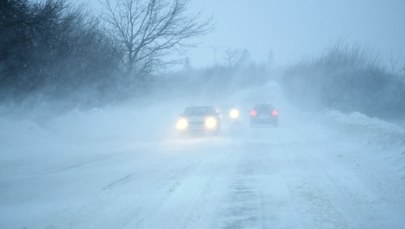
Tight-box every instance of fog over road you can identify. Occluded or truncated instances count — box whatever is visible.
[1,101,404,229]
[1,0,405,228]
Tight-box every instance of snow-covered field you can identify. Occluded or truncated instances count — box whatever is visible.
[1,97,404,228]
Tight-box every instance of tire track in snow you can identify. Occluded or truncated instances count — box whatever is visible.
[129,138,240,229]
[214,139,271,229]
[102,174,133,190]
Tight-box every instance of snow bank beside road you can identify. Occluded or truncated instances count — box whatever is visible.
[325,110,405,147]
[321,110,405,205]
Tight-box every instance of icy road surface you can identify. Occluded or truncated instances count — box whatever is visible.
[1,107,404,228]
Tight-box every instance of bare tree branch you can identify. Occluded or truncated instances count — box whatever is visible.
[101,0,212,76]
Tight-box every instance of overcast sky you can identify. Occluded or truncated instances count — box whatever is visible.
[81,0,405,68]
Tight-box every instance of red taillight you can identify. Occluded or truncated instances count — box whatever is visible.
[271,110,279,116]
[250,110,257,116]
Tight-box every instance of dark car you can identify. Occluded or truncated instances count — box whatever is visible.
[249,104,279,126]
[176,106,221,135]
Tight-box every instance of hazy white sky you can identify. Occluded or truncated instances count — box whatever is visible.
[187,0,405,67]
[81,0,405,67]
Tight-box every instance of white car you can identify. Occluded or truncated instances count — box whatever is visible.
[176,106,221,135]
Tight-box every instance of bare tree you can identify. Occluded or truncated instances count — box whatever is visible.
[101,0,212,76]
[388,51,401,73]
[224,48,242,68]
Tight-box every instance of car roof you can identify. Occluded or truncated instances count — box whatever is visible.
[254,104,275,109]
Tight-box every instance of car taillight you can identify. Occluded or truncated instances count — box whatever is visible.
[250,110,257,116]
[271,110,279,116]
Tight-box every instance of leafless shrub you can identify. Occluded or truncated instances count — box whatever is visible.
[282,43,405,119]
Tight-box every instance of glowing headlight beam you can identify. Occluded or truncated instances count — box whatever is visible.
[204,117,217,129]
[229,108,240,119]
[176,118,188,130]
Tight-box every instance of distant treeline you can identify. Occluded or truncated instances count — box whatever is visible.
[0,0,128,105]
[281,44,405,119]
[0,0,213,108]
[157,63,271,100]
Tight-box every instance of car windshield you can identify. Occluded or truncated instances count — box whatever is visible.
[184,106,216,116]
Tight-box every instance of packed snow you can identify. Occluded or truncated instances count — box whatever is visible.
[0,90,404,229]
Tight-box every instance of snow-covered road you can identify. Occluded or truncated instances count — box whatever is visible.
[1,105,404,229]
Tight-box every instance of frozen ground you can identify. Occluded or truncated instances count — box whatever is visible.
[0,98,404,229]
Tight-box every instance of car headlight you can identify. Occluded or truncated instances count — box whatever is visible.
[176,118,188,130]
[204,117,217,129]
[229,108,240,119]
